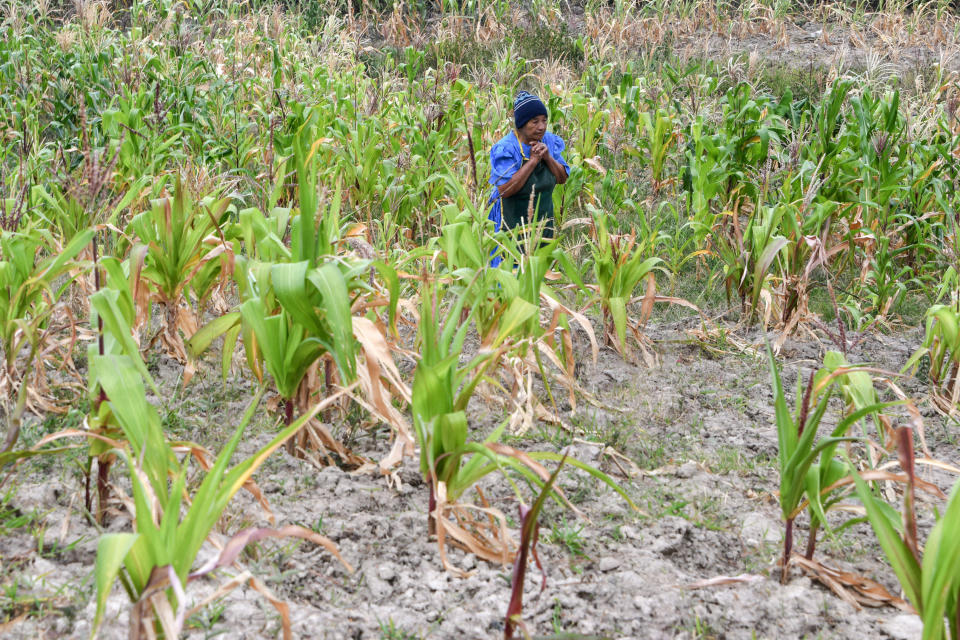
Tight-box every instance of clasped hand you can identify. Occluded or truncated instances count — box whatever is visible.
[530,142,548,162]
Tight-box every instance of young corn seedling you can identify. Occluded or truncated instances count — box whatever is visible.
[767,345,892,582]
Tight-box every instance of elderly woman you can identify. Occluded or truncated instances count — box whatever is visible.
[488,91,570,246]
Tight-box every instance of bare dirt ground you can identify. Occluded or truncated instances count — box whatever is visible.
[675,20,956,77]
[2,308,954,639]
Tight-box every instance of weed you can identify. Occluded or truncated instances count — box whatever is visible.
[544,516,587,558]
[551,598,565,633]
[377,618,420,640]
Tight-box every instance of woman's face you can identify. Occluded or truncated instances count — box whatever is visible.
[519,115,547,142]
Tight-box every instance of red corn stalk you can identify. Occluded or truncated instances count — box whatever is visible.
[91,232,113,523]
[895,426,920,564]
[797,369,816,439]
[505,454,567,639]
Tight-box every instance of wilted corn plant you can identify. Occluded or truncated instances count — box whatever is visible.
[90,346,352,639]
[851,427,960,640]
[413,277,633,574]
[0,226,93,452]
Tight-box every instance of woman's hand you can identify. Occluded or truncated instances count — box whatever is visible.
[536,141,568,185]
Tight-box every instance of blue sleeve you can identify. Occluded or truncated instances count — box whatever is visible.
[547,133,571,176]
[489,141,521,188]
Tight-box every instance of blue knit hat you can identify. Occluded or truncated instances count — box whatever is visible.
[513,91,548,129]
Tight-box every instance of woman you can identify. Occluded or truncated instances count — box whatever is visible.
[488,91,570,247]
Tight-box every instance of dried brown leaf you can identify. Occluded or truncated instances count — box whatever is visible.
[189,524,353,580]
[792,554,915,612]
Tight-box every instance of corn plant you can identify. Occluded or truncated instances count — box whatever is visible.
[800,350,900,560]
[437,204,555,345]
[188,252,370,464]
[189,132,396,463]
[86,280,158,522]
[850,89,907,231]
[774,195,839,327]
[708,202,788,324]
[0,226,93,452]
[684,116,730,234]
[127,179,233,363]
[767,345,891,582]
[904,303,960,413]
[851,432,960,640]
[433,204,593,414]
[32,177,150,244]
[413,279,632,571]
[584,212,661,360]
[234,204,292,263]
[638,108,679,194]
[92,354,351,639]
[855,234,914,325]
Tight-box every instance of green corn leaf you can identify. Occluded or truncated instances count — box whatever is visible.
[850,467,923,608]
[932,306,960,353]
[804,464,828,527]
[89,290,157,393]
[272,262,324,336]
[92,532,139,638]
[30,227,93,287]
[222,322,242,380]
[180,387,266,567]
[90,354,172,501]
[751,236,788,311]
[608,296,629,353]
[528,451,637,511]
[186,311,241,359]
[920,484,960,640]
[493,298,538,347]
[306,263,357,380]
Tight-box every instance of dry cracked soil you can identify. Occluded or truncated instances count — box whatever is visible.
[2,312,955,640]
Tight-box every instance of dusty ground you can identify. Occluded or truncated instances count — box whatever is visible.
[674,19,956,79]
[1,308,954,639]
